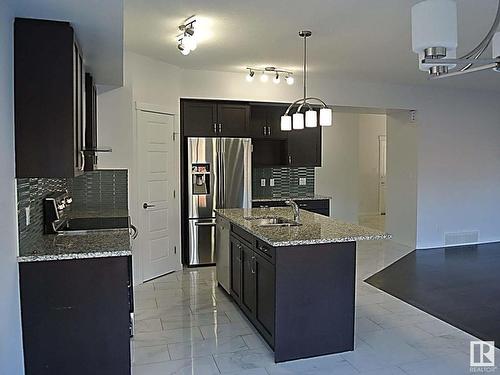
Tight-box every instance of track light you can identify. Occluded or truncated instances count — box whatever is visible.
[177,17,198,56]
[244,66,293,84]
[246,70,255,82]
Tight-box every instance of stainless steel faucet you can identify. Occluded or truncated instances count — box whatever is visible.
[285,200,300,223]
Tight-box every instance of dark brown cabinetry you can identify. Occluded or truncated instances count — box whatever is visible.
[19,256,132,375]
[15,18,86,178]
[230,236,242,301]
[253,199,330,216]
[228,223,355,363]
[181,99,250,137]
[249,105,288,139]
[287,124,322,167]
[84,73,98,171]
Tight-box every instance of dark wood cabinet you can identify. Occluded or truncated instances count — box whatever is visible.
[15,18,86,178]
[254,252,275,343]
[227,223,356,363]
[241,244,257,315]
[249,105,288,139]
[84,73,98,171]
[287,125,322,167]
[19,256,132,375]
[230,237,242,302]
[181,99,249,137]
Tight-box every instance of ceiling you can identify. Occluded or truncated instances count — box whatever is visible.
[15,0,123,86]
[125,0,500,92]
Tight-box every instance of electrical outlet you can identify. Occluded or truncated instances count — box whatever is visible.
[25,206,31,226]
[260,179,266,187]
[299,177,307,186]
[270,179,275,187]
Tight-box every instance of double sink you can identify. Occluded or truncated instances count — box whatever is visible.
[245,216,302,227]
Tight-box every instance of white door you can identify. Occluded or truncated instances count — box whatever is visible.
[378,135,387,215]
[137,110,180,281]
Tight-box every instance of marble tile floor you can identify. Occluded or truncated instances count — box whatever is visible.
[131,239,499,375]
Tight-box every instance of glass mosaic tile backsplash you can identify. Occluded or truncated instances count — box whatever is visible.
[17,169,128,254]
[252,167,315,199]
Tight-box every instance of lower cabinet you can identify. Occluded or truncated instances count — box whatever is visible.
[230,230,275,347]
[19,256,132,375]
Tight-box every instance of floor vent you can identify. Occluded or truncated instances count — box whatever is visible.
[444,231,479,246]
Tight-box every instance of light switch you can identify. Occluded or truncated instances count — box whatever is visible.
[299,178,307,186]
[25,206,31,226]
[260,179,266,187]
[270,179,275,187]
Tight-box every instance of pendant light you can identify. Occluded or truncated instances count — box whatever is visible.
[281,31,333,131]
[411,0,500,79]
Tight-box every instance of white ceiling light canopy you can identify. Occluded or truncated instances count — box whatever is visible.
[411,0,500,79]
[280,31,333,131]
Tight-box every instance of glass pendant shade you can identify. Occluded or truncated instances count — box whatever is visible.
[292,113,304,130]
[305,110,317,128]
[411,0,458,71]
[494,32,500,58]
[319,108,333,126]
[280,115,292,131]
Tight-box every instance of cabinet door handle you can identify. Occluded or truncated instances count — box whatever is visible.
[251,255,256,274]
[267,126,271,136]
[213,123,217,133]
[218,123,222,133]
[288,155,292,165]
[263,126,267,136]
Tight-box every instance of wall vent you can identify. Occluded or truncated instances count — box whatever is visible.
[444,231,479,246]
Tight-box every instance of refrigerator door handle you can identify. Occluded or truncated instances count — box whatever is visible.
[221,139,225,208]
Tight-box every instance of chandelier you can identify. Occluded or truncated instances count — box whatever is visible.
[280,31,333,131]
[411,0,500,79]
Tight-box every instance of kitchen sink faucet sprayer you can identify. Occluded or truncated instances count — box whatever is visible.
[285,200,301,223]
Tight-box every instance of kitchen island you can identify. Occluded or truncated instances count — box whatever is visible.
[215,207,390,363]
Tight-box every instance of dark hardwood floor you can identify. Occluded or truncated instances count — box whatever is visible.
[365,242,500,347]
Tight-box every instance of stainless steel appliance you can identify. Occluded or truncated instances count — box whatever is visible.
[187,137,252,266]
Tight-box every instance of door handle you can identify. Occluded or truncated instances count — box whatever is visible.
[143,203,155,209]
[263,126,266,136]
[218,123,222,133]
[213,123,217,133]
[267,126,271,136]
[251,255,256,274]
[195,222,216,227]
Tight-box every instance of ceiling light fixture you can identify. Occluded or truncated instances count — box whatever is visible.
[246,69,255,82]
[244,67,294,84]
[411,0,500,79]
[280,31,333,131]
[177,16,197,56]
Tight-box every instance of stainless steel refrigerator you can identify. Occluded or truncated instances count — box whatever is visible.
[187,137,252,266]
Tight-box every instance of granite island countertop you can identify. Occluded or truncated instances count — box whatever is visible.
[215,207,390,247]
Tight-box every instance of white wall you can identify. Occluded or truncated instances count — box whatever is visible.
[316,113,360,223]
[0,1,25,373]
[386,111,418,247]
[358,114,386,216]
[98,52,182,284]
[99,51,500,254]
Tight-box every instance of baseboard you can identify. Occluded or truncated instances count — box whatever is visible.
[417,239,500,250]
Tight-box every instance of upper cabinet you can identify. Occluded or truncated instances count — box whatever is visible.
[180,99,322,167]
[15,18,85,178]
[182,99,250,137]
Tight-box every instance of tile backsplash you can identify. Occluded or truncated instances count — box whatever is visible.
[17,169,128,254]
[253,167,315,199]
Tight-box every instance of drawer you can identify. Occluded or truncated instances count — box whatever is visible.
[231,224,254,246]
[255,239,275,264]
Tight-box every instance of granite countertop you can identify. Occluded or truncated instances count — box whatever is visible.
[18,230,131,263]
[18,208,132,263]
[252,195,332,202]
[215,207,391,247]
